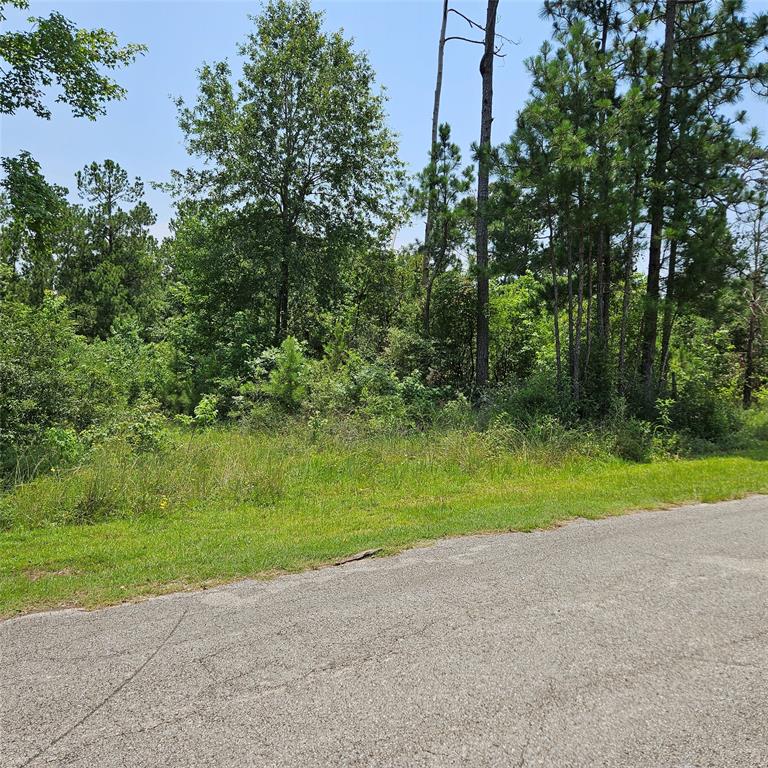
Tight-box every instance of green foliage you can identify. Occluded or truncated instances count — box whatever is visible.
[193,394,219,428]
[489,275,546,383]
[0,294,175,485]
[1,0,767,508]
[612,419,654,463]
[175,0,401,348]
[0,152,69,304]
[0,294,90,477]
[670,381,740,442]
[263,336,307,412]
[58,160,163,339]
[0,0,145,119]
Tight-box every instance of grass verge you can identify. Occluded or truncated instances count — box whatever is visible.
[1,428,766,617]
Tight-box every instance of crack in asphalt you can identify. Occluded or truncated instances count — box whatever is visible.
[17,605,190,768]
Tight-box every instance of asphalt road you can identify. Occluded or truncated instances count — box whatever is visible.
[2,496,767,768]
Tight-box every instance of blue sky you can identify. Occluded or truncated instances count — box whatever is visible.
[2,0,768,242]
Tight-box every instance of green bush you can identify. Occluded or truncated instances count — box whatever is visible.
[435,394,475,430]
[263,336,308,411]
[670,380,739,442]
[612,419,653,462]
[741,406,768,442]
[193,394,219,428]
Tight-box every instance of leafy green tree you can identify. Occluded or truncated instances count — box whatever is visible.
[175,0,401,345]
[0,151,69,304]
[165,203,277,396]
[0,0,144,119]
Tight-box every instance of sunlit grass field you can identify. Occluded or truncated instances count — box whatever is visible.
[1,427,766,617]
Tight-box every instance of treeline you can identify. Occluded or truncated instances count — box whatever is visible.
[2,0,768,482]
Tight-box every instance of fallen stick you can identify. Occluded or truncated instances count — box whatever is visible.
[333,548,383,566]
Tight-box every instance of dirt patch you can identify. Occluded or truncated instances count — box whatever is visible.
[24,568,80,582]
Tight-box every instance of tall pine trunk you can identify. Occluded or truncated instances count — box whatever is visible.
[474,0,499,389]
[744,203,765,407]
[548,212,562,392]
[573,232,585,402]
[743,306,757,408]
[422,0,450,335]
[618,170,641,393]
[567,232,576,398]
[640,0,678,413]
[658,238,677,390]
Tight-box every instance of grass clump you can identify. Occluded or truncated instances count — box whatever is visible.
[1,429,285,530]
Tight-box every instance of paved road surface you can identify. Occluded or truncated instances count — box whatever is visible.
[2,496,767,767]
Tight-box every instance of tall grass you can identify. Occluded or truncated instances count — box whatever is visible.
[3,415,768,533]
[1,429,290,530]
[1,423,767,615]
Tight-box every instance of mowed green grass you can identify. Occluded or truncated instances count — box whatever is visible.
[1,428,766,616]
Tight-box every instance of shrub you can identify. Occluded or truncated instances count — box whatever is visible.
[263,336,307,411]
[434,393,475,430]
[122,402,169,453]
[612,419,653,462]
[193,394,219,428]
[670,380,739,442]
[741,406,768,443]
[237,400,283,432]
[382,328,435,380]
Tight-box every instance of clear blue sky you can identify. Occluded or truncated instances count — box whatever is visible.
[2,0,768,242]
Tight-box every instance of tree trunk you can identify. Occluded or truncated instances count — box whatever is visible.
[573,233,585,402]
[639,0,678,413]
[596,1,612,348]
[744,202,765,407]
[275,255,289,345]
[567,234,576,399]
[424,275,435,338]
[548,212,562,392]
[422,0,450,335]
[585,238,594,377]
[618,170,641,393]
[474,0,499,390]
[743,309,757,408]
[658,238,677,391]
[275,212,292,344]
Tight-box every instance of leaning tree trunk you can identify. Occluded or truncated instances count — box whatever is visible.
[422,0,450,335]
[639,0,678,414]
[474,0,499,390]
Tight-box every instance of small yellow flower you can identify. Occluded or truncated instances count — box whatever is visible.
[159,496,169,510]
